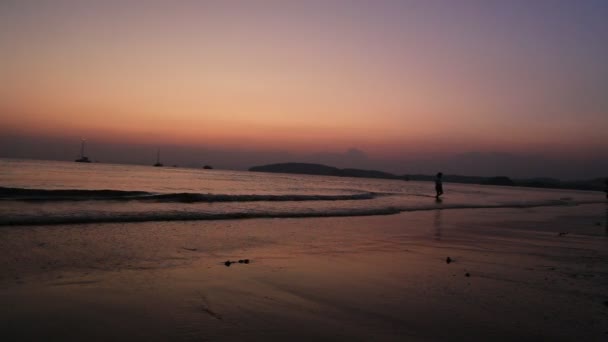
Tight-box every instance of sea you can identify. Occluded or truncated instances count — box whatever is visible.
[0,158,604,226]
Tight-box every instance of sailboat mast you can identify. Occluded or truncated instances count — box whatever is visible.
[75,138,91,163]
[152,147,163,167]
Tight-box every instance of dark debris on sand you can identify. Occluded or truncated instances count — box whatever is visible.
[224,259,250,267]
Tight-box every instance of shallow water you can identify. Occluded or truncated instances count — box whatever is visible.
[0,158,603,225]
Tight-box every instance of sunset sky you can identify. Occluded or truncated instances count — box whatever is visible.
[1,1,607,177]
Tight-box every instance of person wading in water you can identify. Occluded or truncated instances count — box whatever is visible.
[435,172,444,199]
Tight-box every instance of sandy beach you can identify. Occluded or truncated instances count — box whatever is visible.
[1,204,607,341]
[3,0,608,340]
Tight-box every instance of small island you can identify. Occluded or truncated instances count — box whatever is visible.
[249,163,405,180]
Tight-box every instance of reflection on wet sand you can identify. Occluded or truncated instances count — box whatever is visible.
[434,209,442,241]
[605,203,608,236]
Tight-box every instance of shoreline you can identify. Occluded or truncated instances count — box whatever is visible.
[1,199,606,227]
[1,204,607,341]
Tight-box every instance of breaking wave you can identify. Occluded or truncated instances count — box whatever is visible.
[0,208,403,226]
[0,200,602,226]
[0,187,377,203]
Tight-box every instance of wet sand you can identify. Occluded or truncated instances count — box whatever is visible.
[1,204,608,341]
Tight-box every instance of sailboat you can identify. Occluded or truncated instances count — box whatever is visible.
[153,148,163,167]
[75,139,91,163]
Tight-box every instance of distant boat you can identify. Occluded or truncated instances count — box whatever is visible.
[203,165,213,170]
[153,148,163,167]
[75,139,91,163]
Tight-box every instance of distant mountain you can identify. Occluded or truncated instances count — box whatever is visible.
[249,162,605,192]
[401,174,604,191]
[249,163,404,180]
[407,175,513,186]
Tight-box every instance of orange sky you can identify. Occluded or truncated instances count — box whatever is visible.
[1,1,607,160]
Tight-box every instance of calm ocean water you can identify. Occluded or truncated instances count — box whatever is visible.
[0,158,603,226]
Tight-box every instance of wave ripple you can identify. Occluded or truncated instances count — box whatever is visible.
[0,187,377,203]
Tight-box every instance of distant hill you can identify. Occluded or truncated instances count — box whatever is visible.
[407,174,513,186]
[249,163,405,180]
[249,162,605,192]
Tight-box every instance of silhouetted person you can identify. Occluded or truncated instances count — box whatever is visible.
[435,172,444,199]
